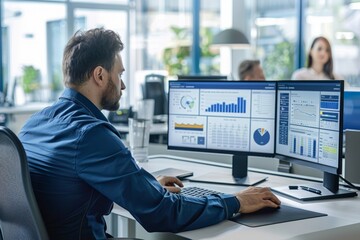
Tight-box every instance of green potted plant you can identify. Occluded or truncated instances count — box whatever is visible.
[162,26,219,75]
[21,65,40,101]
[163,26,191,76]
[263,40,295,80]
[50,69,63,101]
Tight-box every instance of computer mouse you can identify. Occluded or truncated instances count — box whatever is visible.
[258,206,281,214]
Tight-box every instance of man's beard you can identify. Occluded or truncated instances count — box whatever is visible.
[101,76,120,111]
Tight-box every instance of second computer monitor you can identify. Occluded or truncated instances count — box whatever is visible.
[275,81,343,174]
[273,81,356,200]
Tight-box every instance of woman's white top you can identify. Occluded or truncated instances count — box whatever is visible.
[291,68,350,88]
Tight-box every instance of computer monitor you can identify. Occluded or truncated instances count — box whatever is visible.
[167,80,276,186]
[273,81,357,200]
[177,75,228,81]
[343,90,360,131]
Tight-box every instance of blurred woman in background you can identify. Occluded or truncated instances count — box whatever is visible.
[291,36,349,87]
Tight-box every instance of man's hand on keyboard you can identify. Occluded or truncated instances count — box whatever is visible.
[157,176,184,193]
[235,187,281,213]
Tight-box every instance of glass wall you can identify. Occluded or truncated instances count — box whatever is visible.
[242,0,360,86]
[248,0,297,80]
[130,0,190,105]
[2,1,66,105]
[133,0,192,74]
[2,0,360,107]
[1,0,130,106]
[199,0,221,74]
[304,0,360,87]
[130,0,222,105]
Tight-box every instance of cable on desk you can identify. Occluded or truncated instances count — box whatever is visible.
[339,175,360,191]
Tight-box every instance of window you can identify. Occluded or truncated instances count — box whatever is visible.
[72,0,129,4]
[249,0,297,80]
[130,0,222,105]
[199,0,221,74]
[2,27,9,94]
[47,18,85,101]
[1,0,130,105]
[3,1,66,104]
[131,0,192,104]
[304,0,360,87]
[2,0,360,106]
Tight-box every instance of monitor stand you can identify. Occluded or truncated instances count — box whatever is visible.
[272,172,358,201]
[189,155,268,186]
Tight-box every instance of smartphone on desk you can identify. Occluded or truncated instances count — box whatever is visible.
[151,168,193,180]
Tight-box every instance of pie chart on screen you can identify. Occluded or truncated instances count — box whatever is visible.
[253,128,270,146]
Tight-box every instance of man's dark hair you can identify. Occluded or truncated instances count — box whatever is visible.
[62,28,124,86]
[238,60,260,80]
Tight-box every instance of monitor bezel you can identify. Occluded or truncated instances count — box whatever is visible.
[167,80,277,158]
[274,80,344,175]
[177,75,228,81]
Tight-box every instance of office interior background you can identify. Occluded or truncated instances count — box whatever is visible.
[1,2,360,238]
[1,0,360,109]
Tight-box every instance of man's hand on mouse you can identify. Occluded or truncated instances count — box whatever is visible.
[235,187,281,213]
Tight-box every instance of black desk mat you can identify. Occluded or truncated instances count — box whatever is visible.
[230,204,327,227]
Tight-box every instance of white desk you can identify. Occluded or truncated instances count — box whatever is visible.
[112,155,360,240]
[112,123,168,144]
[0,102,50,114]
[0,103,51,134]
[112,123,168,135]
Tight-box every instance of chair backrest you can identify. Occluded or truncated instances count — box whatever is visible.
[142,74,167,115]
[0,126,48,240]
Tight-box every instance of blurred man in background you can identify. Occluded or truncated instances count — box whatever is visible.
[238,60,265,81]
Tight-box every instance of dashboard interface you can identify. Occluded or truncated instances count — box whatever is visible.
[168,81,276,155]
[276,82,342,168]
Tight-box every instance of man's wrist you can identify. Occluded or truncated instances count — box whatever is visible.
[235,196,241,213]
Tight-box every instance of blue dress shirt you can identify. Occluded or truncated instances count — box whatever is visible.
[19,88,240,240]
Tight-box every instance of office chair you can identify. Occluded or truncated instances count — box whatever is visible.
[142,74,167,116]
[0,126,49,240]
[0,127,143,240]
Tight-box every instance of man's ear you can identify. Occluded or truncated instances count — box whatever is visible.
[93,66,106,86]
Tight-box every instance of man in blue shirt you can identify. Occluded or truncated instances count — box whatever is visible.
[19,28,280,239]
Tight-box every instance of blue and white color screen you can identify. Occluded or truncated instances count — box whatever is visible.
[168,81,276,154]
[276,82,342,168]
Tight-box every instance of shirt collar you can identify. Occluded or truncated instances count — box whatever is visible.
[60,88,108,122]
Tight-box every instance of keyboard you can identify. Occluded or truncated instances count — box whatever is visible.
[179,186,223,197]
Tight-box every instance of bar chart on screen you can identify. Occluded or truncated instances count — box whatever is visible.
[200,89,250,117]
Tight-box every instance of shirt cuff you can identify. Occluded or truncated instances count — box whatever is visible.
[220,194,240,219]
